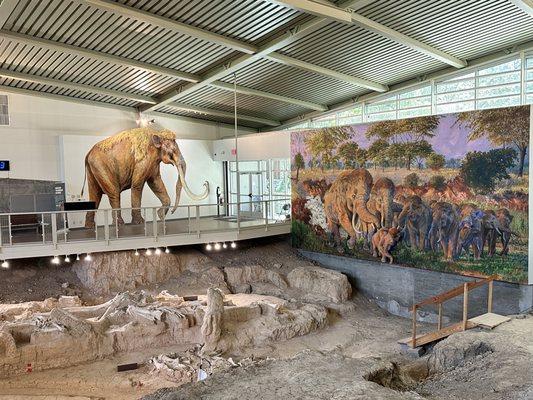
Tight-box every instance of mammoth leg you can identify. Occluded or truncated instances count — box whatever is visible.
[108,192,124,225]
[84,168,103,229]
[131,181,145,225]
[339,211,356,251]
[147,175,171,221]
[500,233,510,255]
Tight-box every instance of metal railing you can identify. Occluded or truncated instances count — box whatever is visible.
[0,198,291,248]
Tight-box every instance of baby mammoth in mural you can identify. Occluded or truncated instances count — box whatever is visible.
[429,201,460,261]
[457,204,485,260]
[397,195,432,251]
[324,169,380,252]
[495,208,517,255]
[372,227,402,264]
[367,177,403,228]
[82,127,209,228]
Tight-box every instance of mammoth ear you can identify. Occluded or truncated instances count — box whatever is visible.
[151,135,162,148]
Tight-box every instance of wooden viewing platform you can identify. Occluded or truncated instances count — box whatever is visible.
[399,275,510,348]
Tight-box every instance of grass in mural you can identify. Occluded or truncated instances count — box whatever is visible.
[293,220,528,282]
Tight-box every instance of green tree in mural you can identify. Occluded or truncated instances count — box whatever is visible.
[426,152,446,171]
[294,152,305,182]
[367,139,389,170]
[460,148,517,193]
[386,143,405,170]
[305,127,350,171]
[355,147,368,168]
[337,142,360,168]
[456,106,529,177]
[365,116,439,170]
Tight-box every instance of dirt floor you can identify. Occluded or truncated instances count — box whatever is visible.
[0,238,531,400]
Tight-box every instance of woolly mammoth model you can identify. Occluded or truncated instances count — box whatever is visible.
[429,201,460,261]
[82,128,209,228]
[367,177,402,228]
[324,169,380,252]
[397,195,432,251]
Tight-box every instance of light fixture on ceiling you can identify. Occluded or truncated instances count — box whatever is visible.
[76,254,80,261]
[222,243,227,249]
[206,243,212,251]
[155,248,162,255]
[214,243,221,250]
[64,255,71,263]
[134,249,140,256]
[231,241,237,249]
[165,247,170,254]
[1,260,9,269]
[85,253,92,261]
[51,256,60,265]
[146,248,152,256]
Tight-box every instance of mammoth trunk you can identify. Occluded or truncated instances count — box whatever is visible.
[354,202,380,229]
[171,163,209,213]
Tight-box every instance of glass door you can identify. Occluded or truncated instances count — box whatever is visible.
[239,172,263,218]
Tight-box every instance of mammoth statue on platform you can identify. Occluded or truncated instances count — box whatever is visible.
[324,169,380,252]
[82,127,209,228]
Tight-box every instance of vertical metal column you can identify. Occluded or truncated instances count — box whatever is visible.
[234,73,240,234]
[51,213,57,247]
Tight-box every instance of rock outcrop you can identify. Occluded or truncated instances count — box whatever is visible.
[286,266,352,303]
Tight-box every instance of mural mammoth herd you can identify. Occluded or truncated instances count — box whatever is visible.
[323,168,516,264]
[291,106,529,283]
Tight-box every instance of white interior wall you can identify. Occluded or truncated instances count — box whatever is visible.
[0,92,255,182]
[213,130,290,161]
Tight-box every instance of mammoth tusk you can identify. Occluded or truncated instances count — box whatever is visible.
[171,163,209,213]
[495,227,502,236]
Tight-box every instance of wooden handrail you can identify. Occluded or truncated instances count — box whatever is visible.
[410,274,497,348]
[414,275,497,308]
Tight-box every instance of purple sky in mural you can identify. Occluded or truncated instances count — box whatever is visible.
[291,114,494,162]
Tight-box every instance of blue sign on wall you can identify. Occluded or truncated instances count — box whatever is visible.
[0,160,10,171]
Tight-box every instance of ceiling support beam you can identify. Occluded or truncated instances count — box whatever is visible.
[210,81,328,111]
[0,30,333,111]
[0,30,200,82]
[168,103,281,127]
[266,0,466,68]
[81,0,257,54]
[0,68,156,104]
[266,53,388,92]
[509,0,533,15]
[268,0,352,22]
[141,0,384,113]
[348,12,467,68]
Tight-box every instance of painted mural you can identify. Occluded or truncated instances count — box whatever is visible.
[291,105,529,283]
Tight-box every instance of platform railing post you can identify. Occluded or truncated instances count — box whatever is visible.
[41,213,46,243]
[152,208,158,240]
[462,283,469,331]
[63,212,68,242]
[7,215,12,245]
[51,213,57,247]
[162,208,166,236]
[411,305,417,348]
[143,209,147,237]
[488,280,493,313]
[437,303,443,330]
[0,216,3,247]
[187,206,191,234]
[104,210,110,243]
[264,200,269,231]
[115,210,119,239]
[196,205,200,238]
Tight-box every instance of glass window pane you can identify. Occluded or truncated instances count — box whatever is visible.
[337,106,362,117]
[367,111,396,121]
[437,79,475,93]
[527,57,533,69]
[398,107,431,118]
[477,71,520,87]
[366,100,396,113]
[476,83,521,98]
[436,101,475,114]
[338,116,362,126]
[399,85,431,99]
[526,81,533,93]
[398,96,431,108]
[478,59,521,75]
[526,94,533,104]
[436,90,475,103]
[312,119,335,128]
[476,96,520,109]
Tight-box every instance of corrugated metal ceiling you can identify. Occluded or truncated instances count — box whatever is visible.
[0,0,530,129]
